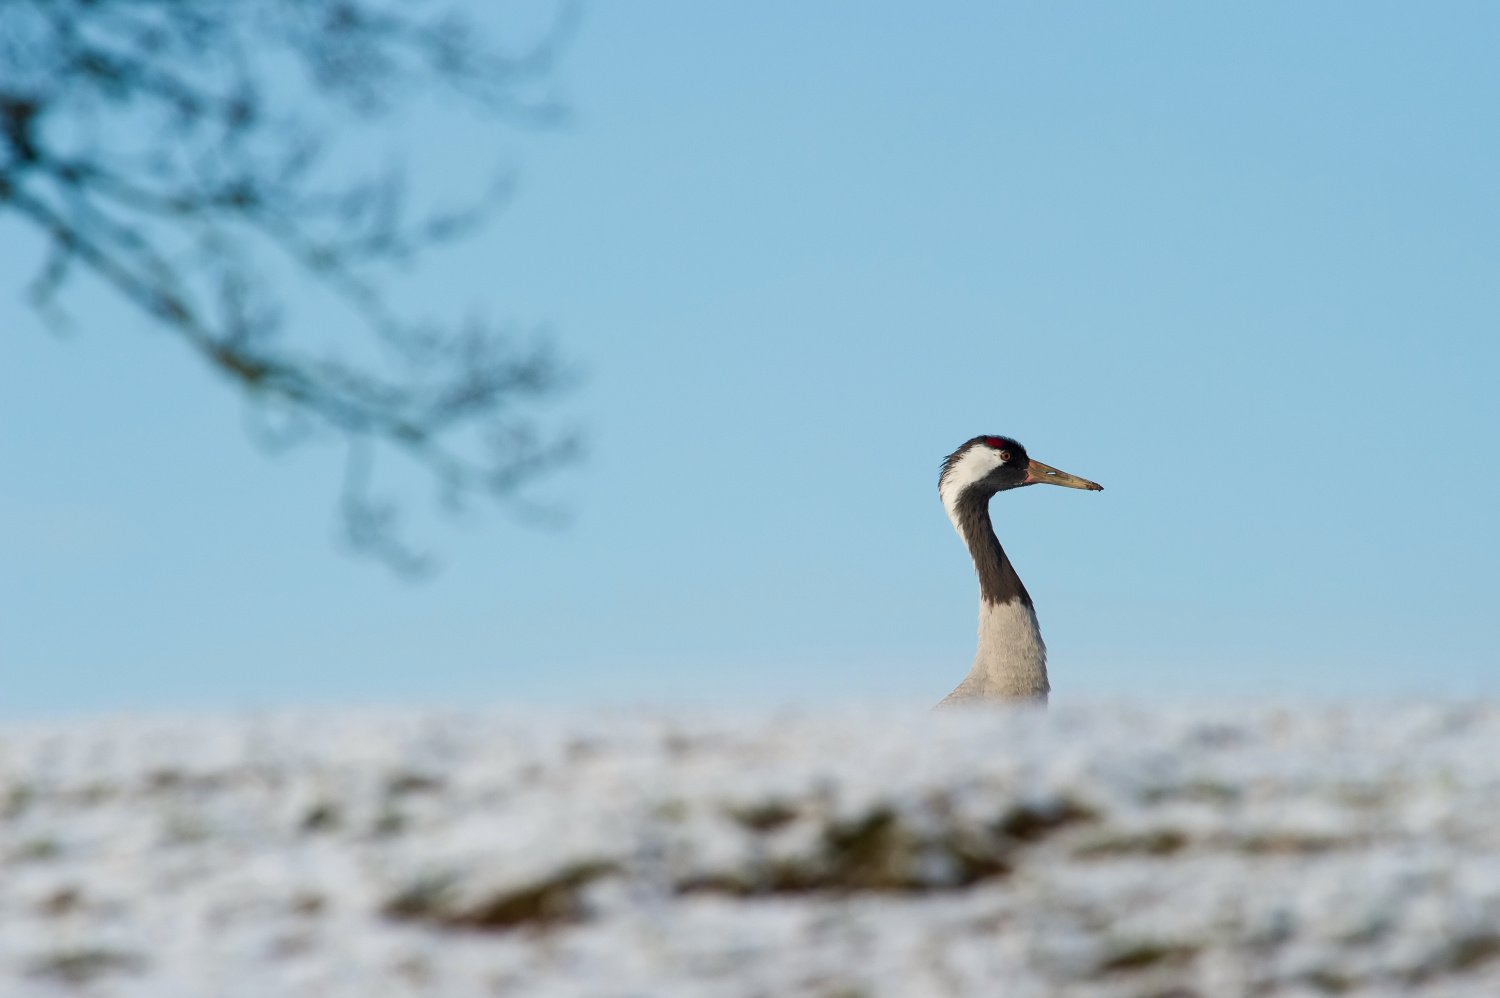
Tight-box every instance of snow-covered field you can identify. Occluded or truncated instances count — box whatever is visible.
[3,702,1499,997]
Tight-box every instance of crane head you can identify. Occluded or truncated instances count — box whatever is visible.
[939,435,1102,519]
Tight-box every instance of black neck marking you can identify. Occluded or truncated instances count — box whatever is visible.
[953,485,1033,607]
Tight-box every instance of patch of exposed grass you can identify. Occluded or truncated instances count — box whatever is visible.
[1407,933,1500,981]
[683,806,1012,896]
[13,836,60,862]
[1098,941,1198,973]
[452,863,617,929]
[997,798,1097,842]
[1141,779,1240,805]
[301,801,342,832]
[38,887,83,917]
[290,892,326,917]
[27,948,143,984]
[1305,968,1356,993]
[385,862,619,931]
[729,799,799,833]
[3,782,35,819]
[1235,832,1349,855]
[1076,829,1188,858]
[1446,934,1500,972]
[372,806,407,836]
[383,874,458,921]
[386,772,444,795]
[146,768,186,792]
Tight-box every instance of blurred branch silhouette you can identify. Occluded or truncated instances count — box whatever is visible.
[0,0,580,575]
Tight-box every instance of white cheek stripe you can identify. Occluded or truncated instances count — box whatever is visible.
[939,446,1002,529]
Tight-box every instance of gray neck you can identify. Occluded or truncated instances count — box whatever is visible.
[937,490,1049,706]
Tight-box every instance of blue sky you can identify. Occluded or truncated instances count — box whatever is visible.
[3,1,1498,716]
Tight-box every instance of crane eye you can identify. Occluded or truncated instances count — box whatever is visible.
[999,451,1011,462]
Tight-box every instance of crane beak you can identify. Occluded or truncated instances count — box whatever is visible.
[1025,459,1103,491]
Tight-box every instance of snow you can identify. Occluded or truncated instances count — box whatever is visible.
[3,702,1500,997]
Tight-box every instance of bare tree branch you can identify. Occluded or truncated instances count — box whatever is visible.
[0,0,580,574]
